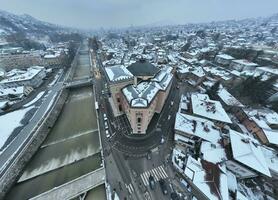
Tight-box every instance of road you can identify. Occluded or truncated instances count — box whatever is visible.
[91,49,192,200]
[0,72,64,177]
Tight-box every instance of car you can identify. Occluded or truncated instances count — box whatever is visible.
[159,179,168,195]
[167,115,171,120]
[105,130,110,138]
[146,151,152,160]
[101,90,105,95]
[104,121,108,129]
[170,101,174,106]
[103,113,107,121]
[148,175,155,190]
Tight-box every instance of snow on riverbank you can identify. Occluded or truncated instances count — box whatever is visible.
[23,91,46,107]
[0,106,34,151]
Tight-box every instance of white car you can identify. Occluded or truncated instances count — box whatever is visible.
[103,113,107,121]
[104,121,108,129]
[105,130,110,138]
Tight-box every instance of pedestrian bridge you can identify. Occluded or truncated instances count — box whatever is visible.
[30,167,106,200]
[65,77,94,89]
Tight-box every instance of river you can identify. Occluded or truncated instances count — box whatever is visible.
[5,41,106,200]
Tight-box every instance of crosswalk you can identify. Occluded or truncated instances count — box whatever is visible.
[140,165,168,186]
[125,183,134,194]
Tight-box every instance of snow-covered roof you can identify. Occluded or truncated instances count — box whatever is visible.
[217,87,244,107]
[262,147,278,174]
[230,70,241,77]
[0,66,44,84]
[243,108,278,126]
[243,108,278,145]
[44,54,60,59]
[184,156,229,200]
[227,170,237,193]
[200,141,227,164]
[203,66,232,80]
[177,65,205,77]
[232,59,258,67]
[191,93,232,124]
[122,67,173,108]
[216,54,234,60]
[0,100,8,109]
[256,66,278,75]
[229,130,271,177]
[263,129,278,145]
[236,191,249,200]
[0,86,24,97]
[175,112,222,144]
[105,65,133,83]
[179,94,189,112]
[172,147,186,172]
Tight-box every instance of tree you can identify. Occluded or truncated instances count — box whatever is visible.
[207,81,221,100]
[270,101,278,113]
[232,75,278,105]
[89,37,100,51]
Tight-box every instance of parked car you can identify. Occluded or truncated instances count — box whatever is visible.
[146,151,152,160]
[104,121,108,129]
[168,115,171,120]
[103,113,107,121]
[105,130,110,138]
[170,101,174,106]
[159,179,168,195]
[149,175,155,190]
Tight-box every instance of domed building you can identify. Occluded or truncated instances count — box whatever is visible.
[105,59,173,134]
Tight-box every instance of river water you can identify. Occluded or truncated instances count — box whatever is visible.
[6,42,106,200]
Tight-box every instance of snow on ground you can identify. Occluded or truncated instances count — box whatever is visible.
[23,91,45,107]
[0,29,6,34]
[106,183,120,200]
[0,106,34,151]
[19,141,100,182]
[48,73,60,87]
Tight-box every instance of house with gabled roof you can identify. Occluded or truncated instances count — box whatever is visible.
[225,130,271,179]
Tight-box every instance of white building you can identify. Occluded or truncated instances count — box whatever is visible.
[215,54,235,66]
[191,93,232,125]
[0,86,33,100]
[174,112,222,146]
[0,66,46,88]
[226,130,271,179]
[230,59,258,72]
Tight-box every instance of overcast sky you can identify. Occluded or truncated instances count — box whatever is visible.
[0,0,278,29]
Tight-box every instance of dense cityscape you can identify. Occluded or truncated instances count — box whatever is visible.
[0,3,278,200]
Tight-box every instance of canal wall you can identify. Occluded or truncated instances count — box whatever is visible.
[0,89,69,200]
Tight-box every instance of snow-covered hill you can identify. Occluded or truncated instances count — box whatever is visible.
[0,9,82,45]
